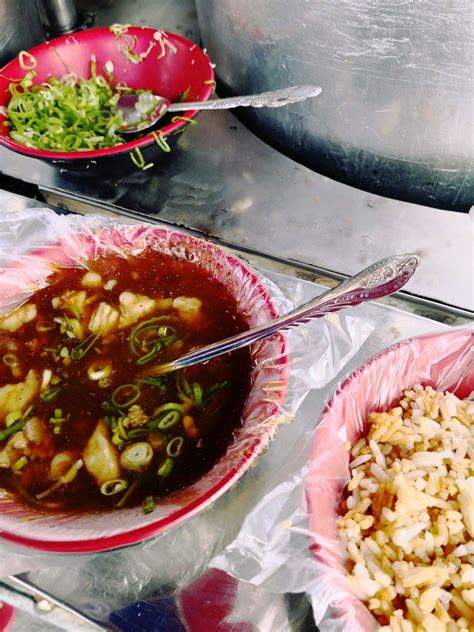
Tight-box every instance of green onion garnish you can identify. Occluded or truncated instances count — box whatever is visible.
[151,130,171,153]
[177,372,193,403]
[36,321,55,332]
[136,375,167,393]
[100,479,128,496]
[5,60,153,152]
[70,332,100,361]
[156,410,181,431]
[40,385,63,403]
[12,456,28,472]
[142,495,155,514]
[49,408,66,435]
[129,316,176,365]
[171,116,197,126]
[203,381,230,404]
[0,421,24,441]
[5,411,22,427]
[128,428,150,438]
[111,384,141,409]
[64,303,81,321]
[2,353,18,367]
[166,436,184,458]
[157,457,174,478]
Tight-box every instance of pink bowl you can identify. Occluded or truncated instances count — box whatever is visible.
[0,602,16,632]
[0,27,214,162]
[306,327,473,630]
[0,225,288,553]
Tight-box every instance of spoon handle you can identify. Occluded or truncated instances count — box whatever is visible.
[151,254,420,375]
[167,85,322,112]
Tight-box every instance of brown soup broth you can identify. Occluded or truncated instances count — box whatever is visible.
[0,249,252,512]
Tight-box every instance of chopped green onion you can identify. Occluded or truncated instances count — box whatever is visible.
[49,409,66,435]
[98,378,113,389]
[130,147,146,168]
[21,405,33,422]
[110,416,126,449]
[152,402,185,415]
[151,130,171,153]
[158,457,174,478]
[117,417,128,440]
[18,50,37,70]
[129,316,174,361]
[40,385,63,403]
[36,459,83,500]
[204,381,230,404]
[2,354,18,367]
[70,332,100,361]
[147,402,184,431]
[166,436,184,458]
[115,478,139,508]
[5,60,151,152]
[142,495,155,514]
[111,384,140,409]
[12,456,28,472]
[100,479,128,496]
[178,86,191,102]
[121,442,153,472]
[88,360,112,381]
[64,303,81,321]
[5,411,22,427]
[156,410,181,431]
[171,116,197,126]
[203,79,217,93]
[0,421,24,441]
[128,428,150,438]
[36,321,55,332]
[136,375,167,392]
[192,383,203,408]
[177,372,193,404]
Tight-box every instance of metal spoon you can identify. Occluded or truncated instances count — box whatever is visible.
[146,254,420,375]
[118,85,322,133]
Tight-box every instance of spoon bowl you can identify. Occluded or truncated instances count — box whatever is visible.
[118,85,322,134]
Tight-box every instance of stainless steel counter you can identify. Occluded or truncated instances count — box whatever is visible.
[0,1,472,315]
[1,109,472,314]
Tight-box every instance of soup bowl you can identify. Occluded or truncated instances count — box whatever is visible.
[0,223,288,553]
[0,27,214,170]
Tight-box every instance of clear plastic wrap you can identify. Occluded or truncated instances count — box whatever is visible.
[211,326,474,632]
[0,208,373,591]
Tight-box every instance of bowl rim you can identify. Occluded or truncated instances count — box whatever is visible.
[0,26,215,161]
[0,225,289,554]
[316,327,473,425]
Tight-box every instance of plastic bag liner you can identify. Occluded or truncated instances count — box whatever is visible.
[0,208,373,580]
[211,326,473,632]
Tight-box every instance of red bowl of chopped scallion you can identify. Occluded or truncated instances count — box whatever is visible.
[0,26,215,171]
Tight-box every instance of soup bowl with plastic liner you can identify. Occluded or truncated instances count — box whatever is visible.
[0,26,214,170]
[0,224,288,553]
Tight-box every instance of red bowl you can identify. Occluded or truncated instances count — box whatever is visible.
[0,27,214,162]
[0,224,288,553]
[0,602,16,632]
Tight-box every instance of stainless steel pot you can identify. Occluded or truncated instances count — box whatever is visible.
[0,0,44,67]
[195,0,473,211]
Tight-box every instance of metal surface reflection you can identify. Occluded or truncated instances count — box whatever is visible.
[195,0,474,211]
